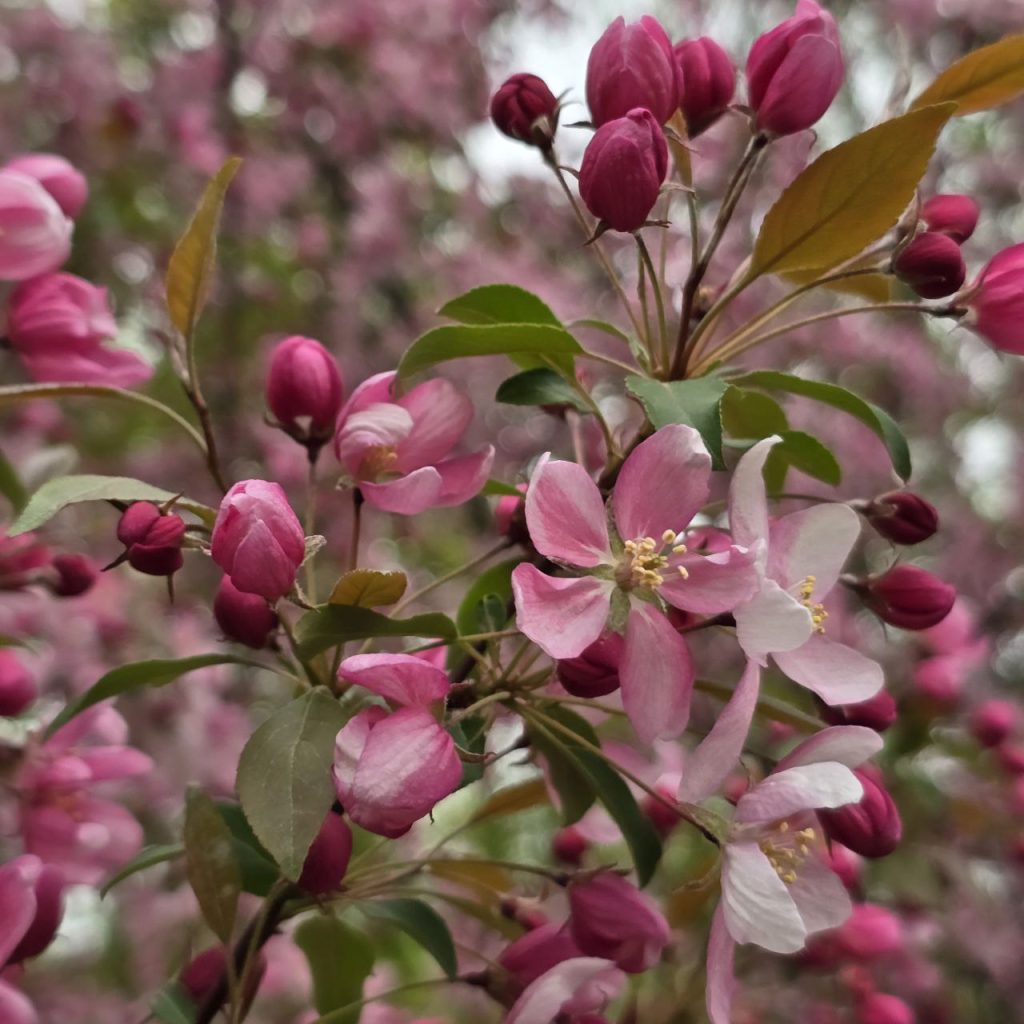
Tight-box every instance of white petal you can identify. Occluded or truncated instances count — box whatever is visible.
[736,763,864,824]
[734,579,813,664]
[722,842,807,954]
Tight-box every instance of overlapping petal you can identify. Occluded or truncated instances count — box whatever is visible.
[525,456,610,566]
[773,635,883,705]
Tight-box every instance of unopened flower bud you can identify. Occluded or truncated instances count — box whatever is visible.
[266,335,344,447]
[894,232,965,299]
[997,743,1024,776]
[674,37,735,137]
[964,243,1024,355]
[117,502,186,576]
[832,903,905,961]
[579,109,668,233]
[552,825,588,865]
[490,74,559,149]
[970,699,1017,748]
[298,812,353,895]
[0,169,72,280]
[0,650,37,717]
[820,767,902,858]
[863,492,939,546]
[495,483,528,544]
[213,576,279,649]
[857,993,915,1024]
[556,632,624,698]
[4,153,88,219]
[746,0,844,136]
[8,862,64,963]
[865,565,956,630]
[823,690,898,732]
[180,946,265,1014]
[921,193,979,244]
[498,922,582,992]
[50,553,97,597]
[0,532,51,590]
[586,16,681,126]
[641,780,683,838]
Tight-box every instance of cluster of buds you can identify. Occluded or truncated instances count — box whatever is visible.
[893,193,979,299]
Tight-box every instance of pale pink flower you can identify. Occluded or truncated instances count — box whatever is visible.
[504,957,624,1024]
[334,371,494,515]
[0,169,72,281]
[512,424,758,743]
[3,154,88,219]
[729,437,883,705]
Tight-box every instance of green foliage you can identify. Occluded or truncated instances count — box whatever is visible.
[329,569,408,608]
[183,787,240,943]
[295,606,457,660]
[763,430,843,492]
[496,368,590,411]
[295,915,376,1019]
[359,898,459,979]
[437,284,561,326]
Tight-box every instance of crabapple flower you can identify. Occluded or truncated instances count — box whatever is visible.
[729,436,884,705]
[50,553,97,596]
[265,335,344,444]
[333,654,461,837]
[819,766,902,858]
[862,491,939,545]
[963,243,1024,354]
[746,0,844,136]
[970,699,1017,748]
[921,193,979,243]
[211,480,305,602]
[512,424,758,743]
[822,689,898,732]
[298,812,353,895]
[893,232,965,299]
[556,633,624,699]
[116,503,186,577]
[334,371,493,515]
[213,577,279,649]
[504,957,624,1024]
[674,37,735,137]
[498,923,583,993]
[0,169,72,280]
[857,993,915,1024]
[2,857,64,965]
[4,153,87,218]
[865,565,956,630]
[490,73,559,149]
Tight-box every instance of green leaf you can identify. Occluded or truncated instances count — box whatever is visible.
[468,778,550,825]
[215,802,280,897]
[568,318,633,346]
[763,430,842,493]
[0,450,27,513]
[480,479,523,498]
[720,387,788,439]
[10,473,215,536]
[911,34,1024,116]
[750,105,955,277]
[45,654,259,738]
[495,368,589,411]
[455,559,517,637]
[100,843,184,898]
[151,986,196,1024]
[625,375,730,469]
[438,284,560,326]
[295,606,456,660]
[732,370,912,480]
[526,708,599,827]
[360,898,458,979]
[184,787,240,943]
[295,915,375,1019]
[166,157,242,339]
[236,689,347,880]
[328,569,408,608]
[396,324,582,385]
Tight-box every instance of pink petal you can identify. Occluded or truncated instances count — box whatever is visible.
[728,436,780,551]
[705,907,737,1024]
[434,446,494,506]
[767,504,860,594]
[0,857,40,965]
[333,707,387,808]
[734,580,813,664]
[395,378,474,470]
[788,855,852,936]
[360,466,443,515]
[511,564,612,660]
[525,456,610,566]
[612,425,711,542]
[0,983,38,1024]
[505,958,624,1024]
[337,371,395,421]
[660,545,760,614]
[678,661,759,803]
[77,746,153,781]
[335,403,414,473]
[621,603,694,743]
[757,34,844,137]
[773,635,884,705]
[776,725,884,772]
[722,842,806,953]
[338,653,450,708]
[736,763,863,824]
[22,345,152,388]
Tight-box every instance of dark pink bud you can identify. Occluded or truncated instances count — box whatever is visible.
[821,843,861,892]
[551,825,588,865]
[864,492,939,546]
[4,154,88,219]
[823,690,898,732]
[213,576,279,649]
[673,37,735,137]
[997,743,1024,776]
[117,503,186,576]
[966,243,1024,354]
[746,0,844,136]
[50,553,97,597]
[641,781,683,838]
[893,232,965,299]
[490,74,559,149]
[0,650,37,717]
[495,483,528,542]
[865,565,956,630]
[0,532,51,590]
[568,872,670,973]
[298,812,353,895]
[180,946,265,1014]
[911,655,963,706]
[857,993,915,1024]
[921,193,979,243]
[266,335,344,440]
[556,632,624,698]
[579,108,668,233]
[831,903,905,961]
[970,699,1017,748]
[586,16,681,126]
[498,922,582,991]
[8,864,64,963]
[820,767,902,858]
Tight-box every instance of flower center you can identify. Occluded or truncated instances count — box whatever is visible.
[758,821,818,884]
[615,530,688,590]
[360,445,399,481]
[798,575,828,634]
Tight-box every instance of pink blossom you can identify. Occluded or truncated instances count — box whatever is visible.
[498,922,583,993]
[729,437,884,705]
[512,424,758,743]
[0,169,72,281]
[3,153,88,219]
[504,957,624,1024]
[964,243,1024,354]
[334,371,494,515]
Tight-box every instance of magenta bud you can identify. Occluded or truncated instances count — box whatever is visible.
[579,108,668,233]
[0,532,51,591]
[673,37,735,137]
[495,483,528,543]
[641,781,683,838]
[857,993,915,1024]
[298,812,353,895]
[568,872,670,974]
[865,565,956,630]
[8,864,64,963]
[551,825,588,866]
[832,903,905,961]
[821,843,862,893]
[266,335,344,442]
[970,699,1017,748]
[0,650,37,717]
[823,690,898,732]
[490,74,559,149]
[50,553,97,597]
[894,232,965,299]
[864,492,939,546]
[498,922,582,992]
[180,946,265,1013]
[998,743,1024,776]
[4,154,87,219]
[586,16,681,126]
[921,193,979,244]
[213,576,279,649]
[965,243,1024,355]
[746,0,844,136]
[820,768,902,858]
[556,632,624,698]
[117,502,186,576]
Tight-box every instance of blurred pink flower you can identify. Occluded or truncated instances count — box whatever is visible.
[0,169,71,280]
[504,957,624,1024]
[4,153,87,218]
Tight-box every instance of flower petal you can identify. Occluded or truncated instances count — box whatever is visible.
[660,545,760,614]
[706,906,738,1024]
[338,653,450,708]
[512,564,612,660]
[734,579,813,665]
[728,436,780,551]
[505,958,624,1024]
[612,424,711,542]
[736,763,863,824]
[722,842,807,953]
[0,856,40,965]
[767,503,860,594]
[776,725,884,772]
[788,854,853,936]
[434,446,494,506]
[335,403,414,474]
[395,377,474,470]
[621,603,694,743]
[773,635,884,705]
[525,456,610,566]
[360,466,443,515]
